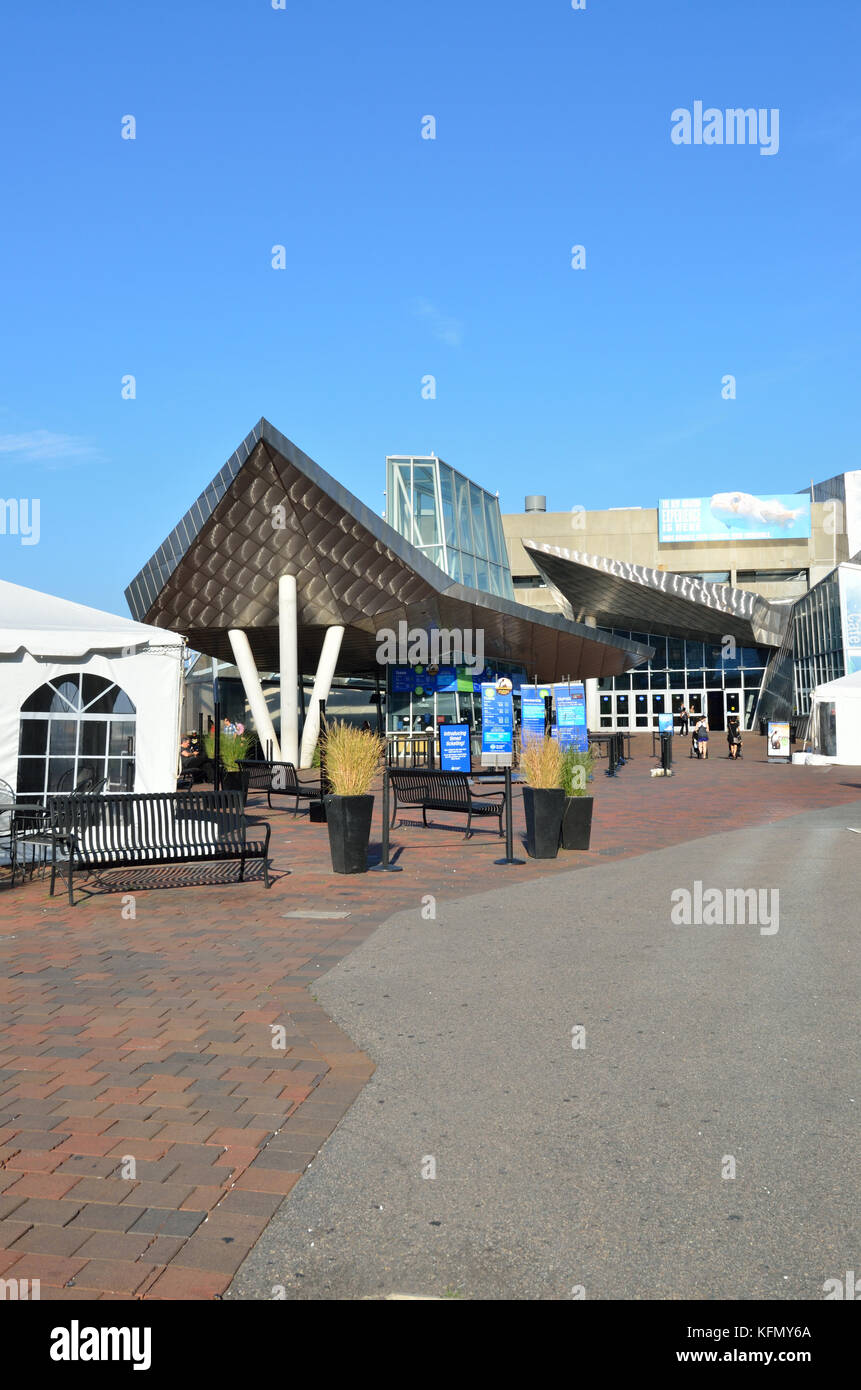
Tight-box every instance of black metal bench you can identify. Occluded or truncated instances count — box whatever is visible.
[388,769,504,839]
[238,760,323,814]
[48,792,272,906]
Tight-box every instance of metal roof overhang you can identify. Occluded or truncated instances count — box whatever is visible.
[523,542,789,648]
[124,420,652,680]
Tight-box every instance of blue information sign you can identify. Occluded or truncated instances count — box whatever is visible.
[658,713,674,735]
[519,685,547,743]
[481,683,514,757]
[439,723,472,773]
[553,683,588,751]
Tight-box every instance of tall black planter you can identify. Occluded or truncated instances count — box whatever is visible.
[325,794,374,874]
[522,786,565,860]
[221,769,243,792]
[559,796,593,851]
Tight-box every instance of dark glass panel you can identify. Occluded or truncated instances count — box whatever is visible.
[109,721,136,756]
[16,759,46,794]
[46,758,75,792]
[81,675,115,710]
[49,721,78,757]
[79,721,108,757]
[18,720,48,755]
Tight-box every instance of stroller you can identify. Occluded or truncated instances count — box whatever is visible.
[726,716,743,760]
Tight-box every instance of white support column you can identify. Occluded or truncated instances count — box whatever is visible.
[299,625,345,768]
[584,616,601,732]
[279,574,299,766]
[227,629,282,761]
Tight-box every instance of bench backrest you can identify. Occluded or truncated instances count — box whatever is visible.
[423,771,470,805]
[48,792,247,851]
[238,760,299,794]
[388,769,471,805]
[388,770,431,798]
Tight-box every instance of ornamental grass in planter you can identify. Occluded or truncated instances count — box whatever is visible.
[203,729,254,790]
[519,735,565,859]
[322,721,384,874]
[559,747,595,851]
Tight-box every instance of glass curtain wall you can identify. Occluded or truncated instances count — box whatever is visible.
[791,570,844,715]
[596,629,769,731]
[386,456,515,599]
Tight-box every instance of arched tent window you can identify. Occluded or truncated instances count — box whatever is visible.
[18,673,136,796]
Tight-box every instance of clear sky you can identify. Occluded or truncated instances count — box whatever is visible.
[1,0,859,612]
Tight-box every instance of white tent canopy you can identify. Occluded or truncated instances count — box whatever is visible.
[0,579,185,796]
[809,669,861,765]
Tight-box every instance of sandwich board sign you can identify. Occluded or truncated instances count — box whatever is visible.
[767,721,791,761]
[439,723,471,773]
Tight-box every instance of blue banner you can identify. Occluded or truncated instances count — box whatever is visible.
[481,683,514,756]
[553,683,588,751]
[659,493,811,543]
[839,565,861,675]
[519,685,547,743]
[439,723,472,773]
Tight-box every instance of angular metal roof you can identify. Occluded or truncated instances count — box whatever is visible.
[523,542,790,648]
[124,419,651,679]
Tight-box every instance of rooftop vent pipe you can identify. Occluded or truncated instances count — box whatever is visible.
[525,495,546,513]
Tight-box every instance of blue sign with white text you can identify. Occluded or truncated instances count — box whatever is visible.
[519,685,547,743]
[439,724,471,773]
[553,683,588,751]
[659,493,811,543]
[481,683,514,756]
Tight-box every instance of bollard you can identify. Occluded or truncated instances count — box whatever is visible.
[370,767,403,872]
[660,733,673,773]
[494,764,525,866]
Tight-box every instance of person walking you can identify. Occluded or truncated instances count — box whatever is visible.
[680,704,689,736]
[694,717,709,759]
[726,715,742,760]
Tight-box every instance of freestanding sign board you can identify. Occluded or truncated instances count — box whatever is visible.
[767,721,791,761]
[481,683,514,766]
[658,713,674,735]
[553,683,588,751]
[439,723,471,773]
[519,685,547,743]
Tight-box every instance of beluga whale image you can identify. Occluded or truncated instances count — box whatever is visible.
[709,491,804,533]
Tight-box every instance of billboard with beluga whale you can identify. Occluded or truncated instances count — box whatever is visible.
[659,492,811,543]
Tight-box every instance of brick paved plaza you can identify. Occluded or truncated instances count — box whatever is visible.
[1,737,859,1299]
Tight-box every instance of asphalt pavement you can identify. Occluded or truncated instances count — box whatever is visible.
[228,798,861,1301]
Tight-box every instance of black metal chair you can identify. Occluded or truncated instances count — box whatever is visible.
[0,778,15,879]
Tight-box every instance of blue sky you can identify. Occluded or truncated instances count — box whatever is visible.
[1,0,859,611]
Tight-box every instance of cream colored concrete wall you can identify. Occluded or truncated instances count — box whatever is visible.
[503,502,847,614]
